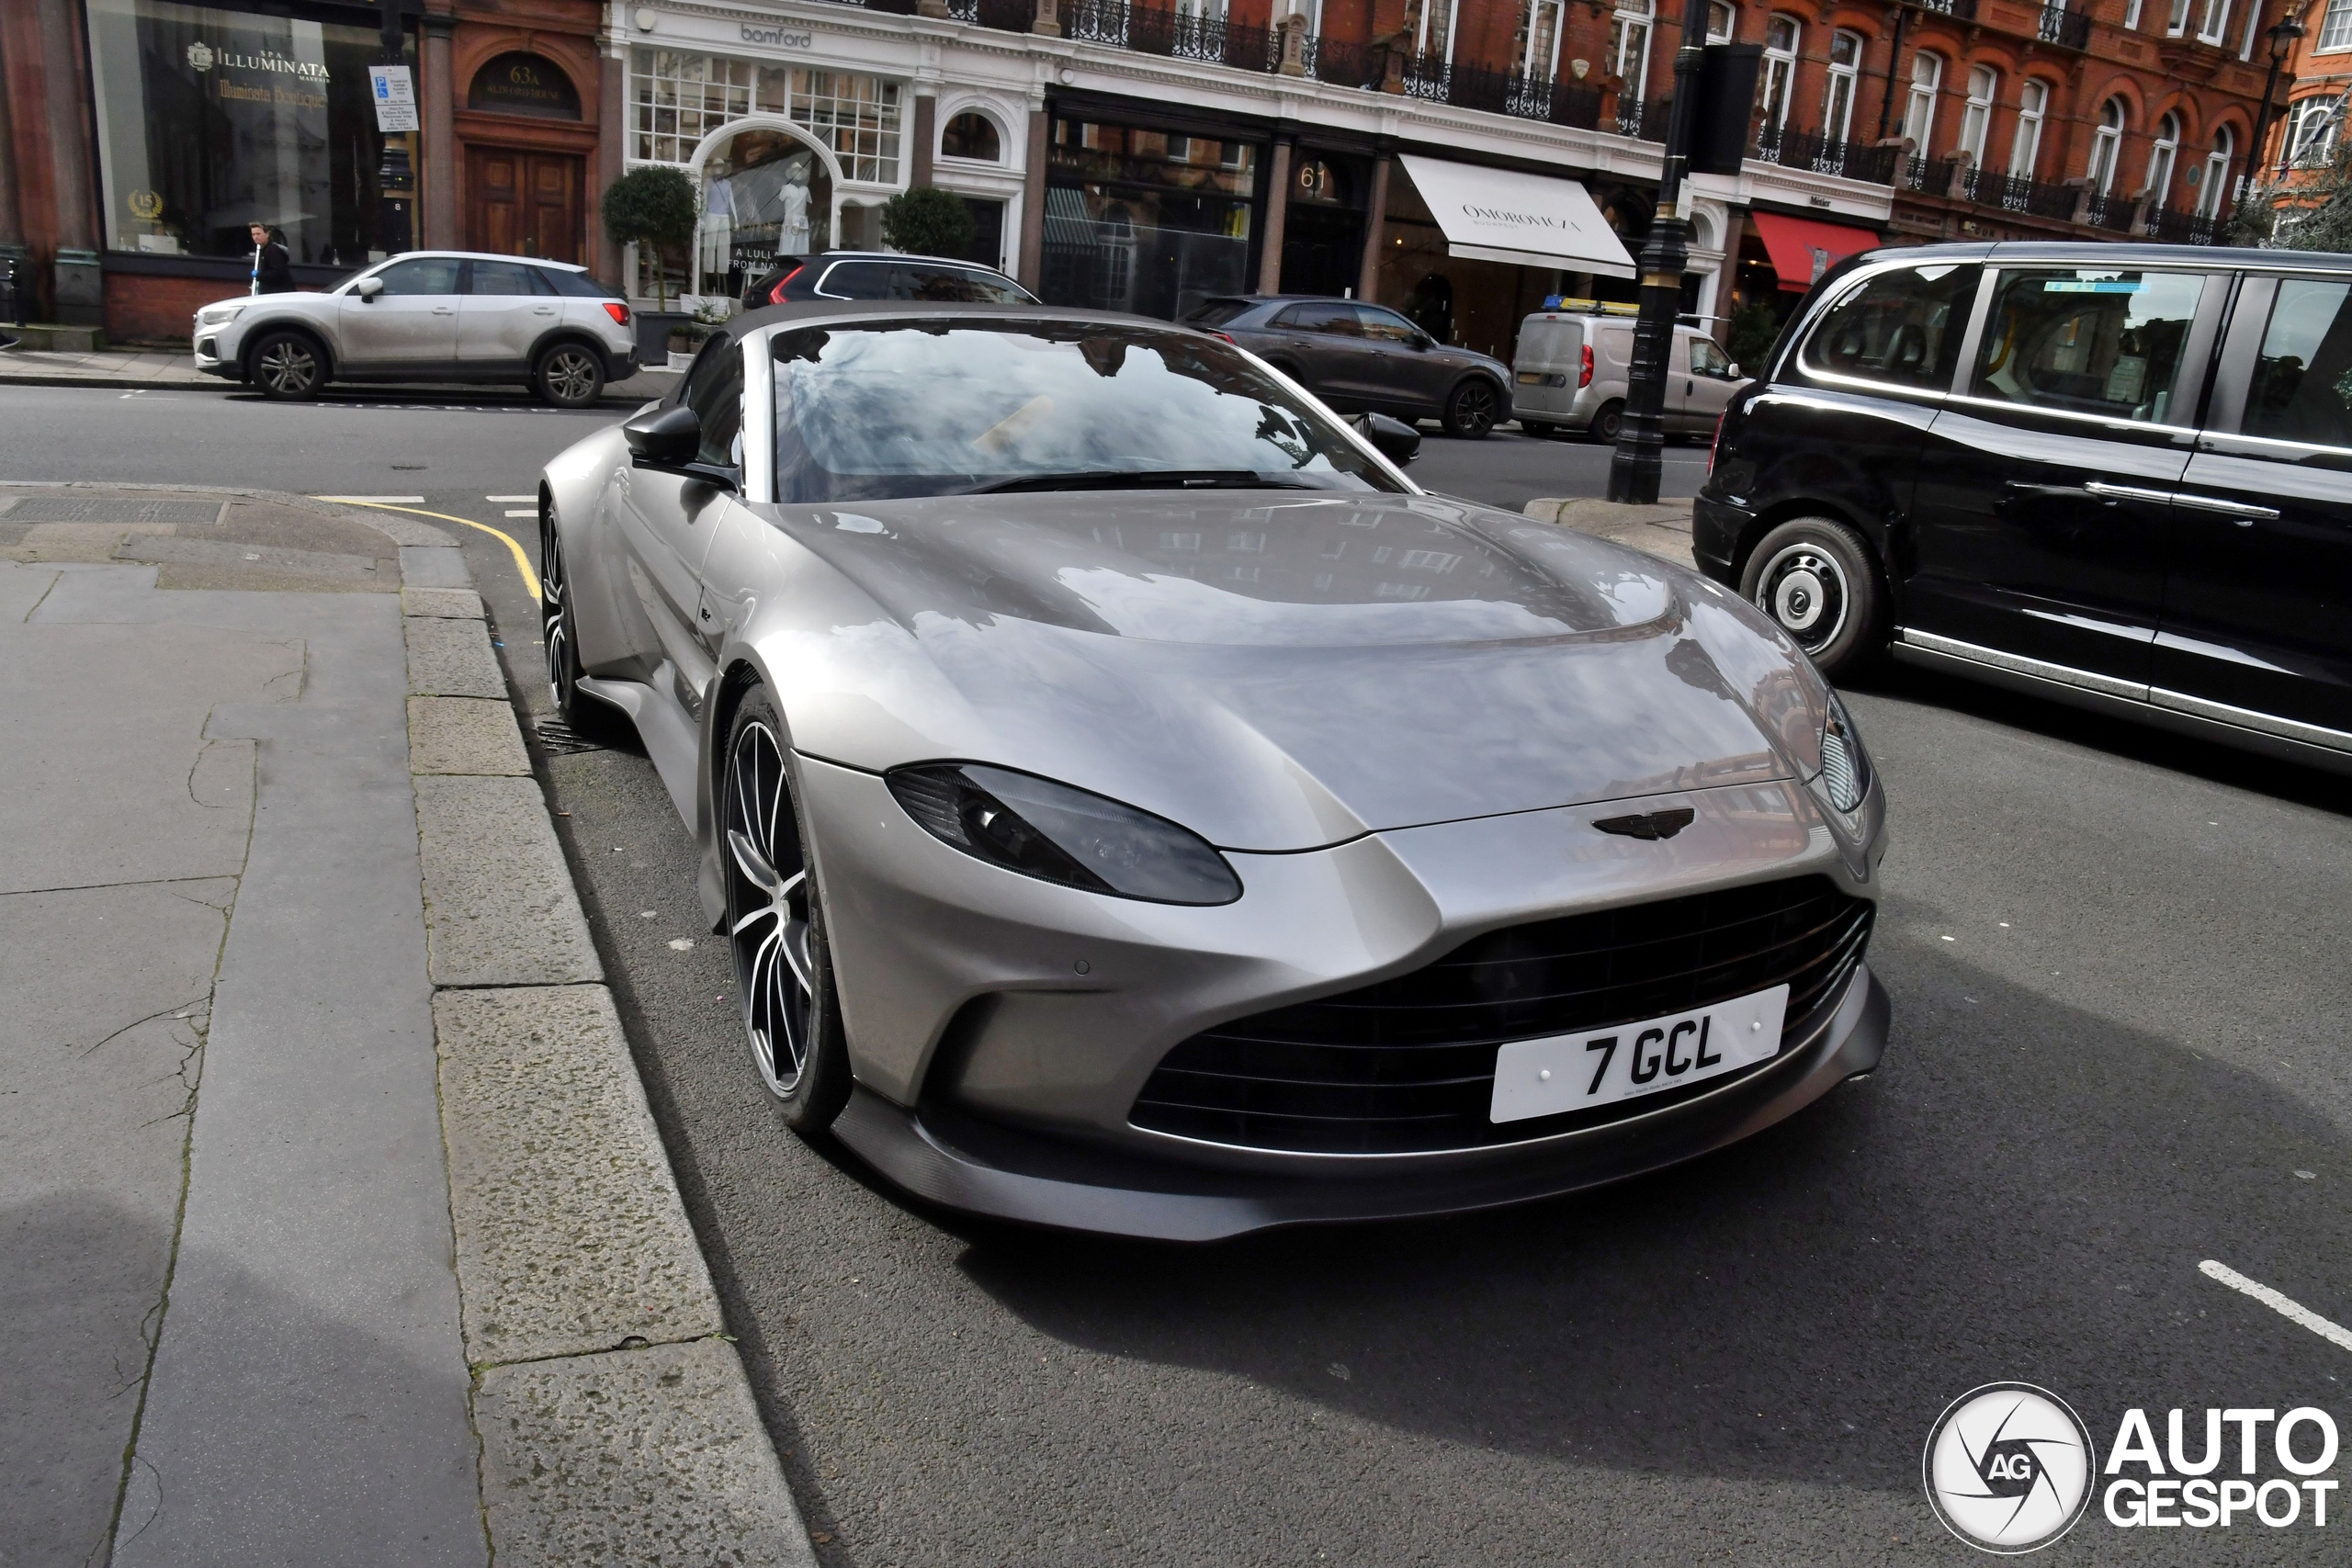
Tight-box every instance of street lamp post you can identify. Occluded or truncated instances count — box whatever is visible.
[2233,4,2308,231]
[1607,0,1714,504]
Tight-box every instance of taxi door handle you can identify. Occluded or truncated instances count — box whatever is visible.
[2170,492,2278,523]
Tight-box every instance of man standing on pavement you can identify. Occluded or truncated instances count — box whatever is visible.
[250,224,294,295]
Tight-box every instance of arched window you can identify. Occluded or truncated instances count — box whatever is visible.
[2146,111,2181,205]
[1611,0,1655,103]
[940,111,1001,163]
[2087,98,2127,193]
[1824,30,1865,142]
[1903,51,1944,151]
[1706,2,1735,42]
[2010,78,2049,178]
[1958,65,1998,162]
[2286,96,2343,167]
[2196,125,2234,217]
[1517,0,1566,78]
[1758,16,1801,131]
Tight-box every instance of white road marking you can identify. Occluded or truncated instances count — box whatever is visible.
[503,509,536,518]
[485,494,534,502]
[2199,1260,2352,1354]
[317,494,425,503]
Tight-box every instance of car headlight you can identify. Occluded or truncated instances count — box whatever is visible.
[1813,694,1872,814]
[196,302,245,327]
[888,763,1242,906]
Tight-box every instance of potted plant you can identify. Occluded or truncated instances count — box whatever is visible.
[879,186,978,259]
[602,166,697,364]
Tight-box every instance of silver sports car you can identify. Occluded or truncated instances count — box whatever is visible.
[537,302,1890,1241]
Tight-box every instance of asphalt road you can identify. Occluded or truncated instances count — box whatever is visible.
[9,383,2348,1565]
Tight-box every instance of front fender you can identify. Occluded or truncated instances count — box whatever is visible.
[541,424,631,676]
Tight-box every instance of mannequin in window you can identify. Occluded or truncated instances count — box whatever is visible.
[782,167,811,254]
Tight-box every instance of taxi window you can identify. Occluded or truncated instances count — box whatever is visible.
[1800,264,1980,391]
[1971,268,2204,424]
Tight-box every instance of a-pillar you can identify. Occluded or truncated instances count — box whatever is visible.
[1016,106,1048,288]
[421,5,458,249]
[1356,149,1392,304]
[910,92,937,188]
[1257,135,1293,293]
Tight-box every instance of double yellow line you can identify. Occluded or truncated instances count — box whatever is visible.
[315,497,541,604]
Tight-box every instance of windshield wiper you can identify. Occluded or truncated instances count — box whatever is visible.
[969,468,1325,495]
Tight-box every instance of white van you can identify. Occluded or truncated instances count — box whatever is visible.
[1511,307,1748,442]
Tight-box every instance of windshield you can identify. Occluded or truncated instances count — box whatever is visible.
[770,321,1403,503]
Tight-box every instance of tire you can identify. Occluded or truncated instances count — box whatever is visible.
[1442,378,1501,439]
[1738,516,1890,680]
[534,342,605,409]
[721,688,853,1132]
[247,330,324,400]
[1587,400,1624,444]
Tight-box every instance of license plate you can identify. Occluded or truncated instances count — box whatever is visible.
[1488,985,1791,1123]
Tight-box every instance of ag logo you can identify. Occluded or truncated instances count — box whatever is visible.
[185,40,214,72]
[1924,1383,2097,1553]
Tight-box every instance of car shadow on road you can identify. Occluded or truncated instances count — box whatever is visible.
[946,930,2351,1493]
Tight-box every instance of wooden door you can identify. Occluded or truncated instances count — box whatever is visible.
[466,148,582,264]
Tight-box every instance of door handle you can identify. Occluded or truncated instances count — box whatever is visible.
[432,306,456,315]
[533,306,556,315]
[2079,480,2176,506]
[2170,492,2279,522]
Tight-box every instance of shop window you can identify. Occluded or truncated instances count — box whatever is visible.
[84,0,413,265]
[941,111,1001,162]
[469,52,579,119]
[1043,117,1257,321]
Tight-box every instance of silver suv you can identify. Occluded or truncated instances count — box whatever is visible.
[193,252,639,408]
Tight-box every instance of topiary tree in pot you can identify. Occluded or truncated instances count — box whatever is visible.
[879,186,978,261]
[601,166,698,310]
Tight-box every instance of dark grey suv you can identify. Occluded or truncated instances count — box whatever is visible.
[1697,240,2352,776]
[1184,295,1514,438]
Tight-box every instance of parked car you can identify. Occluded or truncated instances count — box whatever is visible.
[1697,240,2352,776]
[740,252,1038,311]
[192,252,637,407]
[1512,307,1749,442]
[534,299,1889,1239]
[1182,294,1515,438]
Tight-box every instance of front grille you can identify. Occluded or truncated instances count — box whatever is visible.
[1132,876,1872,1155]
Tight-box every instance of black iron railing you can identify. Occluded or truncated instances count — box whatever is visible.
[2037,4,2092,50]
[1904,0,1979,17]
[1756,125,1903,185]
[2149,205,2222,243]
[1299,36,1380,89]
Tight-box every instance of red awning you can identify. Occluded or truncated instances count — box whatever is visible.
[1750,213,1883,293]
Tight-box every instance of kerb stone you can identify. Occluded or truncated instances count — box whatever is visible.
[413,774,601,987]
[433,986,721,1364]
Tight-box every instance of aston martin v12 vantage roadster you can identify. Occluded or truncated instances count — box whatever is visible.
[537,301,1890,1241]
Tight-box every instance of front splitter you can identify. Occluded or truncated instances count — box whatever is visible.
[830,965,1890,1242]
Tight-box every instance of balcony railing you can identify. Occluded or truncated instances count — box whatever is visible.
[1903,0,1979,17]
[1619,95,1668,141]
[2148,205,2222,244]
[2036,5,2093,50]
[1756,125,1904,185]
[943,0,1036,28]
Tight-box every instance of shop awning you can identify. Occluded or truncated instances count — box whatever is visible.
[1395,155,1636,279]
[1750,213,1883,293]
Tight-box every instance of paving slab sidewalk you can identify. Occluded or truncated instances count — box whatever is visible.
[0,342,677,403]
[1522,496,1698,568]
[0,482,809,1566]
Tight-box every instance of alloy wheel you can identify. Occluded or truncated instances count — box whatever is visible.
[1451,381,1498,436]
[256,338,317,396]
[1753,542,1850,655]
[540,521,573,709]
[542,348,599,405]
[724,720,816,1098]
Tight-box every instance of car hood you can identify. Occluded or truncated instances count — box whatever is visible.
[745,490,1830,852]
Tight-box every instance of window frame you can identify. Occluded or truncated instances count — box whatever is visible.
[1824,30,1866,144]
[1952,265,2230,434]
[2010,78,2051,179]
[1959,66,1998,163]
[1903,51,1944,152]
[2087,98,2128,194]
[2323,0,2352,51]
[1792,259,1988,401]
[1758,16,1802,131]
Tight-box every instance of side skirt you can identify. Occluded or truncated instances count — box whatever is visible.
[577,666,703,824]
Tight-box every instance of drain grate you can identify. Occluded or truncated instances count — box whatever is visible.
[1,497,224,525]
[534,715,605,755]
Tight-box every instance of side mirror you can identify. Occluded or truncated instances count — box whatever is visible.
[623,404,702,468]
[1353,411,1421,467]
[1726,363,1741,379]
[354,276,383,301]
